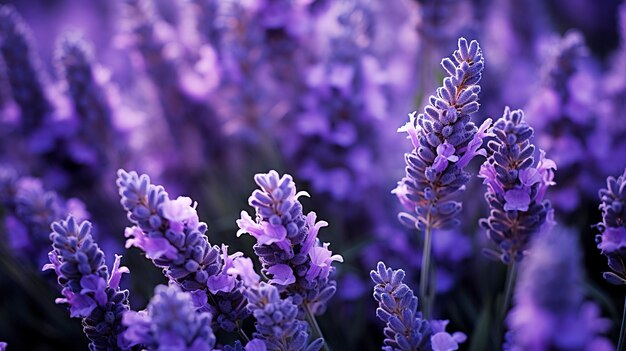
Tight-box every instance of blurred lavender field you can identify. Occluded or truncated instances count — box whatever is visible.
[0,0,625,350]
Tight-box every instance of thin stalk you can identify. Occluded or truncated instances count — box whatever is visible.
[494,262,518,348]
[305,303,331,351]
[420,219,434,320]
[618,294,626,351]
[237,322,250,344]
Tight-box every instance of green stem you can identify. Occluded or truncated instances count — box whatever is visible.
[305,304,331,351]
[420,221,434,320]
[494,262,517,348]
[618,294,626,351]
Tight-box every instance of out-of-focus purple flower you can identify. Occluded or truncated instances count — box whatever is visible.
[394,37,488,231]
[0,166,90,266]
[54,31,125,179]
[116,169,251,333]
[595,169,626,285]
[281,0,389,206]
[479,107,556,264]
[237,170,342,314]
[524,31,601,214]
[0,5,52,132]
[0,342,6,351]
[123,284,216,351]
[506,227,613,350]
[245,282,322,351]
[45,216,131,350]
[370,262,466,351]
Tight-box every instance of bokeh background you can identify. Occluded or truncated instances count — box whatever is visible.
[0,0,625,350]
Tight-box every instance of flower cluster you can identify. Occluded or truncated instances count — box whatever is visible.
[370,262,466,351]
[282,0,386,204]
[120,0,223,167]
[524,31,599,213]
[44,216,130,350]
[116,169,254,332]
[0,5,52,132]
[55,31,122,178]
[394,37,490,230]
[505,227,613,350]
[237,170,343,313]
[123,284,216,351]
[595,168,626,285]
[479,107,556,263]
[245,282,323,351]
[0,166,89,265]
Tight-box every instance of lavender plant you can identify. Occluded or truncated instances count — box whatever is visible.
[237,171,343,312]
[370,262,466,351]
[116,169,254,336]
[245,282,323,351]
[44,216,131,350]
[478,107,556,346]
[0,5,52,132]
[55,31,123,181]
[524,31,599,214]
[596,168,626,284]
[505,227,613,351]
[237,170,342,350]
[479,107,556,264]
[0,166,89,265]
[595,169,626,350]
[393,37,489,319]
[123,284,216,350]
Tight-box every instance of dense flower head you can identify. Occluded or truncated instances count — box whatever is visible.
[245,282,323,351]
[0,4,52,131]
[237,170,342,313]
[44,216,131,351]
[506,227,612,351]
[394,37,490,231]
[479,107,556,264]
[595,168,626,285]
[116,169,252,332]
[370,262,466,351]
[123,284,216,351]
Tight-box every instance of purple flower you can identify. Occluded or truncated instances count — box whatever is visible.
[306,244,344,282]
[394,37,488,230]
[123,284,216,351]
[245,282,322,351]
[595,168,626,284]
[506,227,612,350]
[237,170,341,313]
[479,107,556,264]
[117,169,250,333]
[45,216,131,350]
[0,5,52,132]
[370,262,467,351]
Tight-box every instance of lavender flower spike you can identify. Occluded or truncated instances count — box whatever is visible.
[595,168,626,285]
[123,284,216,351]
[44,216,131,350]
[237,170,342,314]
[479,107,556,264]
[0,5,52,131]
[394,37,489,231]
[506,227,613,351]
[116,169,253,333]
[370,262,466,351]
[245,282,323,351]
